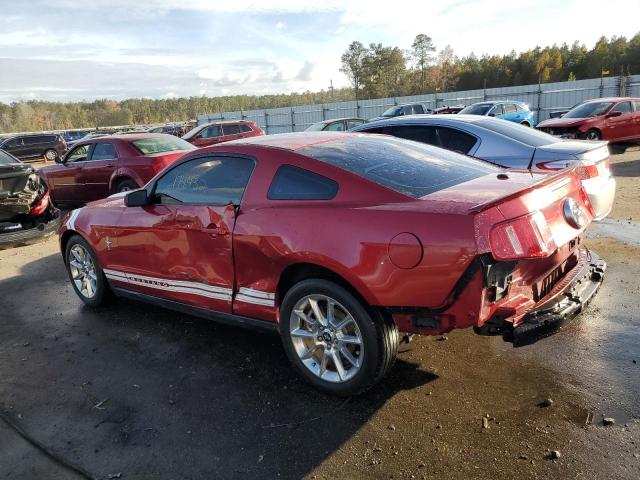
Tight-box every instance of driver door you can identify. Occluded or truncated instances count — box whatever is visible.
[48,144,92,205]
[108,154,255,313]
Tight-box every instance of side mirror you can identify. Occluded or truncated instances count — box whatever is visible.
[125,189,149,207]
[488,113,496,117]
[606,111,622,118]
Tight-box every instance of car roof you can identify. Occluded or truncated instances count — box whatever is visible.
[317,117,364,123]
[199,120,254,127]
[100,133,169,141]
[356,113,501,128]
[226,131,362,151]
[582,97,639,103]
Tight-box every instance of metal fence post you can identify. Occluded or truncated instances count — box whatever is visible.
[356,100,360,118]
[536,83,542,123]
[264,110,269,134]
[291,108,295,132]
[321,104,326,121]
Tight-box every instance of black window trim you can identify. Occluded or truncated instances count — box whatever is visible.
[267,164,339,201]
[148,152,256,207]
[64,143,94,163]
[382,123,481,155]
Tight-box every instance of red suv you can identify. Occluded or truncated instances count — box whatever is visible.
[537,97,640,143]
[182,121,264,147]
[39,134,195,207]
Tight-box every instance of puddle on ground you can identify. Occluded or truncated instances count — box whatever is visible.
[585,218,640,245]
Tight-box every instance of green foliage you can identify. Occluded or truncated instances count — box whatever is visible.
[1,32,639,133]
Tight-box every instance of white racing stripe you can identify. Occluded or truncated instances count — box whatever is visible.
[66,208,82,230]
[104,268,232,301]
[103,268,275,307]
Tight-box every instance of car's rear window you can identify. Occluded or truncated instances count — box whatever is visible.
[478,118,556,147]
[130,137,196,155]
[298,136,500,198]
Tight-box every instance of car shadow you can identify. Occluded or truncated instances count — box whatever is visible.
[0,252,437,480]
[611,158,640,177]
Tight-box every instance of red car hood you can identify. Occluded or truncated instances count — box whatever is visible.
[537,117,588,128]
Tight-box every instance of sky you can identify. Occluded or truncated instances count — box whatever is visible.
[0,0,638,103]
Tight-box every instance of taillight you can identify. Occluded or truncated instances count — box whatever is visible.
[489,211,557,260]
[29,191,50,216]
[538,159,609,180]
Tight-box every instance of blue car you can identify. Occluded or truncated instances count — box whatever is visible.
[458,101,536,127]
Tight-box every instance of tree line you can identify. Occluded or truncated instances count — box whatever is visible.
[1,33,638,134]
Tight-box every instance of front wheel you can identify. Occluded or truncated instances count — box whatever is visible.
[65,235,111,307]
[583,129,601,140]
[280,279,398,396]
[520,121,531,127]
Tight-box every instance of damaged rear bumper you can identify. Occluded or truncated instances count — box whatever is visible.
[509,248,606,346]
[0,213,61,249]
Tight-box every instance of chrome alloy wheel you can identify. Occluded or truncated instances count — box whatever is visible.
[289,294,364,383]
[68,244,98,299]
[45,150,57,161]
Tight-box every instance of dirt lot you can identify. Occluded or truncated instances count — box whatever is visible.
[1,149,639,480]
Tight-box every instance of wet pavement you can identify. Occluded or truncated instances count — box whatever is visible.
[1,149,639,480]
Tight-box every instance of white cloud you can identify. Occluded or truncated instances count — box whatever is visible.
[275,21,285,30]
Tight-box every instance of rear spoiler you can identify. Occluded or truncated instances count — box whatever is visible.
[468,168,580,214]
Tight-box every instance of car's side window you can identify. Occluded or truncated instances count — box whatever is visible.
[390,125,438,145]
[239,124,252,133]
[413,104,425,114]
[324,121,345,132]
[611,102,632,114]
[201,126,221,138]
[154,156,255,205]
[402,106,413,115]
[66,145,90,163]
[346,119,364,129]
[222,124,241,135]
[91,143,117,161]
[490,104,504,116]
[268,165,338,200]
[503,104,517,114]
[436,127,477,154]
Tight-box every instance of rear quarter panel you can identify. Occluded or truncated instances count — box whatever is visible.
[230,146,479,321]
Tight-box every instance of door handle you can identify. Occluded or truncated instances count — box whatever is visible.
[202,223,228,236]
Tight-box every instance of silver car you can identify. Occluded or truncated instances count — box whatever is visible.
[351,114,615,220]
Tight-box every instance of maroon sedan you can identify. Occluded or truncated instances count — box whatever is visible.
[182,120,264,148]
[58,132,605,395]
[39,134,195,207]
[537,97,640,143]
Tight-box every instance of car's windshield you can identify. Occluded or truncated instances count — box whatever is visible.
[298,136,500,198]
[130,137,196,155]
[459,104,493,115]
[0,150,18,165]
[306,121,328,132]
[564,101,613,118]
[381,106,402,117]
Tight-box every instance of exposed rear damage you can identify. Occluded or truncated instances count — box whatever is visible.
[0,161,60,248]
[391,168,606,346]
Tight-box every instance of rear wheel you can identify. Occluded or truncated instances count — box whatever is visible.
[115,178,139,193]
[65,235,111,307]
[584,129,601,140]
[280,279,398,396]
[44,149,58,162]
[520,121,531,127]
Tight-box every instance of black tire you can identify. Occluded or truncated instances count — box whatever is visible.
[520,121,531,127]
[583,129,601,141]
[114,178,139,193]
[43,149,58,162]
[280,279,398,396]
[64,234,112,307]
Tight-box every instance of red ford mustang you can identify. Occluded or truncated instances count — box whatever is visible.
[58,132,606,395]
[39,133,195,207]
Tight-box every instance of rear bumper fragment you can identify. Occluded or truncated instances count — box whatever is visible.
[509,248,606,346]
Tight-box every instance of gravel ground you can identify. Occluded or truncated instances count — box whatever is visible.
[1,148,639,480]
